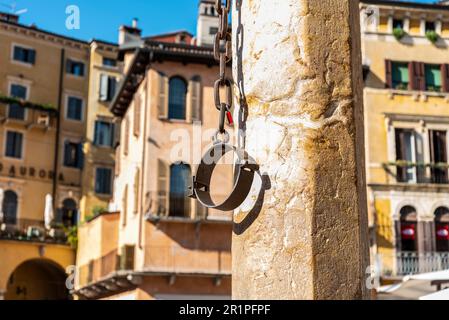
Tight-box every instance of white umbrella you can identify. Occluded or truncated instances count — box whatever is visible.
[44,194,54,230]
[0,188,4,223]
[420,288,449,300]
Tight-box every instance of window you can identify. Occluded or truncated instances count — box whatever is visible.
[392,62,409,90]
[3,190,18,225]
[64,141,83,168]
[5,131,23,159]
[102,57,117,67]
[209,27,219,35]
[399,206,418,252]
[95,168,112,195]
[66,96,83,121]
[94,121,114,147]
[393,19,404,30]
[169,163,191,218]
[424,64,442,92]
[435,207,449,252]
[395,129,417,183]
[66,59,85,76]
[13,45,36,64]
[429,130,448,184]
[8,84,27,120]
[60,198,78,228]
[168,77,187,120]
[99,74,117,102]
[425,21,436,33]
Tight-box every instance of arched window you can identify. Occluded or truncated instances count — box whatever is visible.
[169,163,191,218]
[3,190,18,225]
[399,206,418,252]
[61,198,77,228]
[435,207,449,252]
[168,77,187,120]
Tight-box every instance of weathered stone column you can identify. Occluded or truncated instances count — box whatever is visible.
[232,0,370,299]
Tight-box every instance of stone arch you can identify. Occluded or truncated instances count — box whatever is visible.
[392,201,424,221]
[4,258,69,300]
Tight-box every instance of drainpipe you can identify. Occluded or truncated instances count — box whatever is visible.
[52,49,65,209]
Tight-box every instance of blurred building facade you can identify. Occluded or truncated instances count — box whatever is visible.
[74,1,233,300]
[361,0,449,278]
[0,12,118,299]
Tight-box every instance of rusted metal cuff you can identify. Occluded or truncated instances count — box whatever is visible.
[189,143,258,211]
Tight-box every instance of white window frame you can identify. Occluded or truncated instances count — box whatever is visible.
[10,43,36,67]
[4,129,25,161]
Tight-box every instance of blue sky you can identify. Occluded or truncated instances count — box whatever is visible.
[0,0,441,43]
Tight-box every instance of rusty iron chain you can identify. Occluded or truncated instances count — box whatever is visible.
[213,0,233,135]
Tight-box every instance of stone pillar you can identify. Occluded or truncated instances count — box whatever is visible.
[0,289,5,300]
[232,0,370,299]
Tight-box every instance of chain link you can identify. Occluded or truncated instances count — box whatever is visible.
[213,0,233,134]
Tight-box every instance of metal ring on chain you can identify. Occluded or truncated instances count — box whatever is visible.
[189,143,258,211]
[214,79,233,111]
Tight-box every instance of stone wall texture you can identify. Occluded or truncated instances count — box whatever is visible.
[232,0,370,299]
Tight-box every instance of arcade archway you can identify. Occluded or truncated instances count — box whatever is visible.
[4,259,69,300]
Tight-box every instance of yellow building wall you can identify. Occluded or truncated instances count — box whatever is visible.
[0,241,74,291]
[80,42,120,221]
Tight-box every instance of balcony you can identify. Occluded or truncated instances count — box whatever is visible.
[0,218,69,244]
[377,252,449,277]
[143,245,231,276]
[382,162,449,185]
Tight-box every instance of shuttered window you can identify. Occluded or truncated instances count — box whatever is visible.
[168,77,187,120]
[13,46,36,64]
[123,117,130,156]
[395,129,416,183]
[133,168,140,214]
[99,74,117,101]
[442,64,449,92]
[66,59,85,76]
[94,121,114,147]
[133,95,141,137]
[8,84,27,120]
[157,159,169,216]
[169,163,191,218]
[64,141,83,169]
[67,97,83,121]
[95,167,112,195]
[429,130,448,184]
[190,76,202,123]
[391,62,409,90]
[5,131,23,159]
[424,64,442,92]
[157,72,168,119]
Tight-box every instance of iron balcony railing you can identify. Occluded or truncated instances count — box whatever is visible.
[382,162,449,185]
[376,251,449,276]
[0,218,68,244]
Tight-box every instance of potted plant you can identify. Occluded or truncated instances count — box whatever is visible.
[393,27,406,41]
[425,30,439,44]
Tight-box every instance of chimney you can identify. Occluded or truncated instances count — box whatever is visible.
[119,18,142,46]
[0,12,19,23]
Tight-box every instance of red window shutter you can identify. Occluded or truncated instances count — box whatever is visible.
[385,60,393,88]
[442,64,449,93]
[408,62,415,90]
[419,62,426,91]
